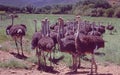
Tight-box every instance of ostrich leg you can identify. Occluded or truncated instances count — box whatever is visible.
[15,38,19,55]
[38,49,41,69]
[43,51,46,66]
[78,56,81,68]
[73,54,78,72]
[20,37,24,56]
[90,45,98,74]
[52,47,56,59]
[94,46,98,74]
[72,55,75,69]
[50,52,52,66]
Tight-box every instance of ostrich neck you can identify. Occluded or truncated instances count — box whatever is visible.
[46,21,50,37]
[35,22,37,32]
[57,34,63,50]
[11,16,14,26]
[57,26,64,50]
[76,23,80,37]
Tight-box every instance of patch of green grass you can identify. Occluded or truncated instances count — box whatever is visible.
[27,55,38,64]
[0,44,9,52]
[0,29,8,43]
[0,59,29,69]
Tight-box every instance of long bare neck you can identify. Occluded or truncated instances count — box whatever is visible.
[76,21,80,37]
[57,18,64,45]
[11,16,14,25]
[92,23,95,32]
[46,21,50,37]
[35,21,37,32]
[57,26,63,50]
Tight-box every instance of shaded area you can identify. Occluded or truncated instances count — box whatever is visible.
[66,71,89,75]
[94,52,105,56]
[87,73,113,75]
[49,55,64,65]
[37,64,59,74]
[10,52,28,60]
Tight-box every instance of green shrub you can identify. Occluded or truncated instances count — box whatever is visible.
[27,56,38,64]
[114,7,120,18]
[104,8,114,17]
[90,8,97,17]
[97,8,105,17]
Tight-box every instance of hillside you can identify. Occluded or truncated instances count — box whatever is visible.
[0,0,79,7]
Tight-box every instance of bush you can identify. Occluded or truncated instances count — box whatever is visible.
[90,8,97,17]
[114,7,120,18]
[83,8,93,16]
[97,8,105,17]
[104,8,114,17]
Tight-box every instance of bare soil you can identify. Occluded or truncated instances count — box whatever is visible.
[0,41,120,75]
[0,49,120,75]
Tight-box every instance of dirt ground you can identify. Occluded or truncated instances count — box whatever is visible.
[0,40,120,75]
[0,50,120,75]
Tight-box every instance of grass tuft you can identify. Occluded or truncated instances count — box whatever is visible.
[0,59,29,69]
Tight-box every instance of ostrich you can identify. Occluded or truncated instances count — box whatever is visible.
[106,23,114,35]
[97,22,106,34]
[57,17,77,72]
[38,19,55,67]
[88,22,102,36]
[6,14,27,56]
[75,20,105,74]
[91,22,106,36]
[31,19,43,68]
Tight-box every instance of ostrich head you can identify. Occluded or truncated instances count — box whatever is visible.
[9,13,18,18]
[75,15,81,24]
[44,17,48,22]
[34,19,37,23]
[9,13,18,25]
[58,17,64,26]
[76,15,81,29]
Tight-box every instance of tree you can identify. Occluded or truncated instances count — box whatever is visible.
[24,5,36,13]
[114,7,120,18]
[105,8,114,17]
[97,8,105,17]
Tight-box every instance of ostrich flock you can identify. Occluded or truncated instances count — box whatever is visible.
[5,14,115,74]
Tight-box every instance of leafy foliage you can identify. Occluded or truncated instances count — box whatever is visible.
[0,0,120,18]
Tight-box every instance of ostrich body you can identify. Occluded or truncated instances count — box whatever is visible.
[6,14,27,56]
[38,19,55,66]
[31,20,42,50]
[106,25,114,30]
[75,21,105,74]
[57,18,77,72]
[50,30,58,58]
[106,24,114,34]
[31,20,43,67]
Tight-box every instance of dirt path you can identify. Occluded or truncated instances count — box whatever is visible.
[0,62,120,75]
[0,49,120,75]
